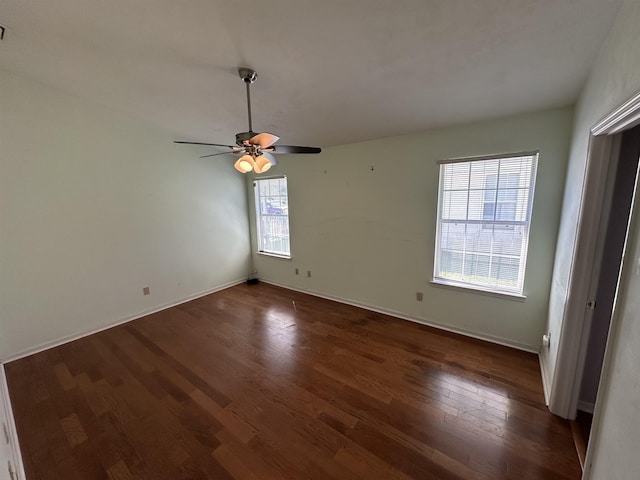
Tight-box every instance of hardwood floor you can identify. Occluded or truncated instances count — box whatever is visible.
[5,283,581,479]
[570,410,593,471]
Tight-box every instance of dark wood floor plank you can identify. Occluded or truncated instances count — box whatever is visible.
[5,283,581,479]
[213,428,293,480]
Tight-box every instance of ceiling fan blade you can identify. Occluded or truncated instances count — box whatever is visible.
[249,132,280,148]
[270,145,321,154]
[174,141,237,149]
[262,152,278,165]
[200,151,240,159]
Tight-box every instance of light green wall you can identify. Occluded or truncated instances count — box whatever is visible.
[544,0,640,477]
[0,69,253,360]
[543,1,640,405]
[251,107,573,350]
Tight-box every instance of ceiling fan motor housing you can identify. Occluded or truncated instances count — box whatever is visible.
[174,66,320,173]
[235,131,257,146]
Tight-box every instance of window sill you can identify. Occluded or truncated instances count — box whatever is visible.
[257,251,291,260]
[430,279,526,302]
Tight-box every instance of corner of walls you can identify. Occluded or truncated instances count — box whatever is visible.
[543,0,640,419]
[251,107,574,350]
[261,278,540,353]
[0,69,253,359]
[0,278,247,365]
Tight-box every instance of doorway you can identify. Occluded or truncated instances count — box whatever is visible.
[572,124,640,466]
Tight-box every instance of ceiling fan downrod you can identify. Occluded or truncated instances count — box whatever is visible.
[174,66,321,175]
[239,67,258,133]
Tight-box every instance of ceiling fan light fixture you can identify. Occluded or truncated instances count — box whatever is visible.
[175,67,321,173]
[254,155,273,174]
[235,155,254,173]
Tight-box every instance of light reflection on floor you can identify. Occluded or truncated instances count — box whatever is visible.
[259,305,300,371]
[433,370,511,431]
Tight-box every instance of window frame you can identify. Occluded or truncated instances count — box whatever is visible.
[253,175,292,259]
[432,152,539,298]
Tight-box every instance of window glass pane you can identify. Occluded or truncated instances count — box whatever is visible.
[470,161,498,189]
[443,163,470,190]
[495,202,516,221]
[440,222,465,251]
[491,256,520,286]
[467,190,485,220]
[466,223,492,254]
[484,186,497,202]
[492,225,524,256]
[463,253,490,279]
[439,250,463,278]
[499,172,520,189]
[441,191,468,220]
[482,202,495,221]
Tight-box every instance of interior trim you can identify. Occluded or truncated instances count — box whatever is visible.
[549,90,640,420]
[546,134,616,419]
[539,352,551,405]
[437,150,539,164]
[430,279,527,301]
[260,278,539,353]
[0,278,247,364]
[592,90,640,136]
[0,365,25,480]
[577,400,596,414]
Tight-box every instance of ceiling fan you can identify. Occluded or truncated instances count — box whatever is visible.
[175,67,321,174]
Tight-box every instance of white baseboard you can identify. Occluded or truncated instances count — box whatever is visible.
[0,278,246,364]
[0,365,26,480]
[260,279,539,353]
[539,353,551,406]
[0,276,538,480]
[577,400,595,414]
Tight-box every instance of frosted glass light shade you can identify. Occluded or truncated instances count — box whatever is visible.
[253,155,272,174]
[234,155,254,173]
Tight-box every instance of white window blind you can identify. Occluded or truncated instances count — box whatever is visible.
[254,176,291,257]
[434,153,538,295]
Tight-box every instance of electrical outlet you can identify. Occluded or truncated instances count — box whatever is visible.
[295,268,299,275]
[416,292,423,302]
[143,287,150,295]
[542,333,551,349]
[307,270,311,278]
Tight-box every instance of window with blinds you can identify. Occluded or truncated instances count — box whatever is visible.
[434,153,538,296]
[254,176,291,257]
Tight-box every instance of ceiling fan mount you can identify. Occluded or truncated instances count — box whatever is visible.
[238,67,257,84]
[174,67,321,174]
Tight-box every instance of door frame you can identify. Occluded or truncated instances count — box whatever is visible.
[549,90,640,418]
[0,364,25,480]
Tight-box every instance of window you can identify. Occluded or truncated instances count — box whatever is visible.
[254,176,291,257]
[434,153,538,296]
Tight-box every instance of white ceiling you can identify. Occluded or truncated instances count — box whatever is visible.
[0,0,623,148]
